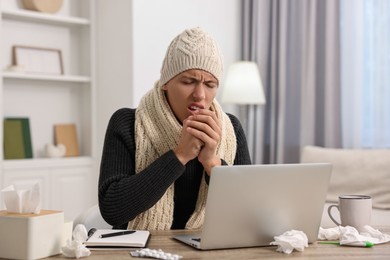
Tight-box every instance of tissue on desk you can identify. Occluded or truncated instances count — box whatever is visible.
[61,224,91,258]
[270,230,308,254]
[1,183,41,214]
[318,225,390,245]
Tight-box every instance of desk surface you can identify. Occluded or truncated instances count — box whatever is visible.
[51,226,390,259]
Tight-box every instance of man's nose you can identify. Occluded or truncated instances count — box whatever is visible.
[192,83,205,100]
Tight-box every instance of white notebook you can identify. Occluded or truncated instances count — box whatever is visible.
[84,229,150,249]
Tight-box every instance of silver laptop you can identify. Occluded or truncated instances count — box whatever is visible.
[173,163,332,250]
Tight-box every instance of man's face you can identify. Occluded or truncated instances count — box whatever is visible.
[162,69,219,123]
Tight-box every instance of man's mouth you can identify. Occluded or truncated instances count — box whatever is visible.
[188,105,201,111]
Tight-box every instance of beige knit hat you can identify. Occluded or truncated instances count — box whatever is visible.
[159,27,224,87]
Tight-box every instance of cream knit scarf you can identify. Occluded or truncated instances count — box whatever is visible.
[128,82,236,230]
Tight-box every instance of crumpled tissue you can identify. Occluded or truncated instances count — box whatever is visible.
[61,224,91,258]
[318,225,390,246]
[270,230,308,254]
[1,183,41,214]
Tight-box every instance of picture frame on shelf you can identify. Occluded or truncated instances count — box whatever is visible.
[12,45,64,75]
[3,117,33,160]
[54,123,80,157]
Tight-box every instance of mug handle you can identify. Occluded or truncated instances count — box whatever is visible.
[327,204,341,226]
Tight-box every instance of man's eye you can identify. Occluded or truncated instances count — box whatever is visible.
[206,82,218,88]
[182,79,194,84]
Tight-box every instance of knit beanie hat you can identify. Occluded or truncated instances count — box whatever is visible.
[159,27,224,87]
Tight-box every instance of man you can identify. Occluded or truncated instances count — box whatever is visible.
[99,27,251,230]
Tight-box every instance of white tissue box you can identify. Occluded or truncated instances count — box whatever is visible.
[0,210,68,260]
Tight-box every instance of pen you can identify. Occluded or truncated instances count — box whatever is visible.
[319,241,374,247]
[99,230,136,238]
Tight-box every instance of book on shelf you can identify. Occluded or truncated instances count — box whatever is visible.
[3,117,33,159]
[84,229,150,250]
[54,123,80,157]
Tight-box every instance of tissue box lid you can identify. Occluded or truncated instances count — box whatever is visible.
[0,209,62,218]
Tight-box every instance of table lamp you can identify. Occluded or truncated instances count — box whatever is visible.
[221,61,266,105]
[221,61,266,162]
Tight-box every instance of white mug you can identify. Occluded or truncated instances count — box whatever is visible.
[327,195,372,231]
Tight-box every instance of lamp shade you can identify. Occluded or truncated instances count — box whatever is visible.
[221,61,266,105]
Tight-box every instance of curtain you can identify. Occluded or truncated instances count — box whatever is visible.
[242,0,342,163]
[341,0,390,148]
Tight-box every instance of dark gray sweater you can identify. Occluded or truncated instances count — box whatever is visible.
[98,108,251,229]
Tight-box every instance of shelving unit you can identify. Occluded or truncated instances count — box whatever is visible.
[3,71,90,82]
[0,0,95,221]
[1,8,90,25]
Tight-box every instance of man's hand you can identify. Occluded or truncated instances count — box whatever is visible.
[185,109,222,174]
[174,115,205,165]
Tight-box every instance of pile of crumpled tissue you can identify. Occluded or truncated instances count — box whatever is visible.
[270,225,390,254]
[61,224,91,258]
[318,225,390,246]
[270,230,308,254]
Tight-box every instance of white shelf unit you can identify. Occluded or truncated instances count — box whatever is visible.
[0,0,96,221]
[1,8,90,25]
[3,71,90,82]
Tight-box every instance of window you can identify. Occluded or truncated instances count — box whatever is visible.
[341,0,390,148]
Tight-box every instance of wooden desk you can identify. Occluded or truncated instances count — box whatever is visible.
[51,227,390,259]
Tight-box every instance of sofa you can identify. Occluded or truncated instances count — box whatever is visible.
[301,146,390,228]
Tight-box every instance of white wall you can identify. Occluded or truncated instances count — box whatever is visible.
[95,0,134,198]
